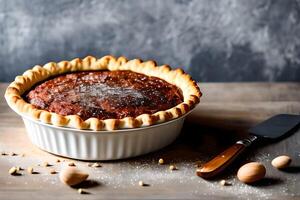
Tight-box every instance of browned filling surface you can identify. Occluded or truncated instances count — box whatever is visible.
[26,70,183,120]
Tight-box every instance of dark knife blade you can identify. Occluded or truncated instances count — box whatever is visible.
[249,114,300,139]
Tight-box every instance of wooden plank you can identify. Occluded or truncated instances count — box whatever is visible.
[199,82,300,102]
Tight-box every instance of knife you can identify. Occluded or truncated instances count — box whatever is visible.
[196,114,300,179]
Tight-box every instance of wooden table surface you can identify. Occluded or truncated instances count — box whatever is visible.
[0,82,300,200]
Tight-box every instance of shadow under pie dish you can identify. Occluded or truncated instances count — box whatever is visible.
[5,55,201,160]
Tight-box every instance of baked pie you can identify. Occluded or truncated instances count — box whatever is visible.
[5,56,201,131]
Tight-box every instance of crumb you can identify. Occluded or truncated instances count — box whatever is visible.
[158,158,164,165]
[77,188,88,194]
[9,167,18,175]
[220,180,231,186]
[169,165,177,171]
[91,163,101,168]
[138,181,145,186]
[68,162,76,167]
[43,162,50,167]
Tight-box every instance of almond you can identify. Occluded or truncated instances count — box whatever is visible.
[9,167,18,175]
[158,158,164,165]
[59,167,89,186]
[271,155,292,169]
[169,165,177,171]
[138,181,145,186]
[91,162,101,168]
[237,162,266,184]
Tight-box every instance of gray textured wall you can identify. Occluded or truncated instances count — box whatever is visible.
[1,0,300,82]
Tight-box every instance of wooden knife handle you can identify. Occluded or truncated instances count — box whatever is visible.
[197,135,257,179]
[196,143,246,179]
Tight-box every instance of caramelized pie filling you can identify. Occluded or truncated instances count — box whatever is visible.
[26,71,183,120]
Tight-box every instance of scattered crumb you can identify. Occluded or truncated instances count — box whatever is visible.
[1,152,8,156]
[9,167,18,175]
[56,159,61,163]
[169,165,177,171]
[77,188,84,194]
[220,180,226,186]
[68,162,76,167]
[87,163,93,167]
[10,152,17,156]
[92,162,101,168]
[219,179,232,186]
[43,162,50,167]
[158,158,164,165]
[138,181,145,186]
[49,169,57,174]
[21,153,25,157]
[77,188,89,194]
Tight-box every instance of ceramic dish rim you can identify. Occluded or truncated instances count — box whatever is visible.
[11,104,195,134]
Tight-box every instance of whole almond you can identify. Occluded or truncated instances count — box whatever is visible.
[271,155,292,169]
[91,162,101,168]
[237,162,266,184]
[59,167,89,186]
[9,167,18,175]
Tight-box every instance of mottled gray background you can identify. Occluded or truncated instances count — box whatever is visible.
[1,0,300,82]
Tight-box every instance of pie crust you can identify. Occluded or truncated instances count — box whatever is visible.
[5,55,201,131]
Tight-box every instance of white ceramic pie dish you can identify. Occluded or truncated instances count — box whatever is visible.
[13,107,192,160]
[5,56,201,160]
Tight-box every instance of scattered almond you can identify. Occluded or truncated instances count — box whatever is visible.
[77,188,84,194]
[138,181,145,186]
[158,158,164,165]
[68,162,76,167]
[271,155,292,169]
[91,162,101,168]
[59,166,89,186]
[27,167,34,174]
[219,179,231,186]
[237,162,266,184]
[9,167,18,175]
[169,165,177,171]
[220,180,226,186]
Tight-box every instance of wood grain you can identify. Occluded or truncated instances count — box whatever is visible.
[197,143,246,179]
[0,83,299,200]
